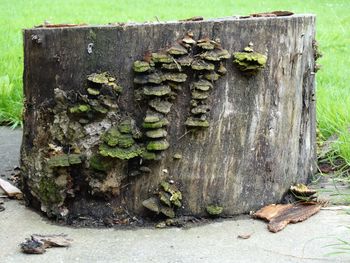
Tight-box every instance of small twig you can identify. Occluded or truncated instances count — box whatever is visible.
[177,130,192,141]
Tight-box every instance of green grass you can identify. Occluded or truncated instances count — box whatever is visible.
[0,75,22,127]
[325,227,350,256]
[0,0,349,165]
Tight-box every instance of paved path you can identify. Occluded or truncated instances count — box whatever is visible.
[0,127,21,178]
[0,127,349,263]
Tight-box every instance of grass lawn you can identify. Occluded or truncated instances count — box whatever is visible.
[0,0,349,166]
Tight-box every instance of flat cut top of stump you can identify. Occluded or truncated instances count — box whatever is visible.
[29,14,315,30]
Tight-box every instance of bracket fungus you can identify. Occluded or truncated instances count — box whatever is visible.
[132,33,230,162]
[142,181,182,218]
[232,43,267,75]
[206,204,224,216]
[47,154,82,168]
[133,60,151,72]
[99,118,143,160]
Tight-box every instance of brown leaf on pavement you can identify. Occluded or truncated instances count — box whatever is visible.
[254,202,322,233]
[0,178,22,199]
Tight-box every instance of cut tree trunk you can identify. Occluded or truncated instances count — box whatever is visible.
[21,15,316,223]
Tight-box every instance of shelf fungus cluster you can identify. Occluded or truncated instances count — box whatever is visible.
[133,33,230,159]
[232,43,267,75]
[142,181,182,218]
[185,38,230,129]
[133,47,187,160]
[23,72,126,216]
[98,118,143,160]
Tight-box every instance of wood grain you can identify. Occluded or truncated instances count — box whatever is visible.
[21,15,316,220]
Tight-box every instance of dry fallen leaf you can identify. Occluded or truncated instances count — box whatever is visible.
[20,234,73,254]
[32,234,73,247]
[254,202,321,233]
[0,178,22,199]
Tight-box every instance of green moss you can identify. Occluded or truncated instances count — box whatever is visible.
[206,205,223,216]
[133,60,151,72]
[232,51,267,74]
[38,177,64,206]
[47,154,82,168]
[89,154,113,172]
[146,139,169,151]
[69,104,91,114]
[142,118,169,129]
[99,144,143,159]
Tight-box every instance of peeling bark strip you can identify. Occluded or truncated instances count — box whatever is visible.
[21,15,316,223]
[254,203,322,232]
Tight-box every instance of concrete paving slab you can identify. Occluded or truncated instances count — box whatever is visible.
[0,200,349,263]
[0,127,22,178]
[1,127,350,263]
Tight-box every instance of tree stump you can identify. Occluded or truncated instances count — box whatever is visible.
[21,15,316,224]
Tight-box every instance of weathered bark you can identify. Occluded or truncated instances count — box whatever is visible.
[21,15,316,223]
[254,203,322,233]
